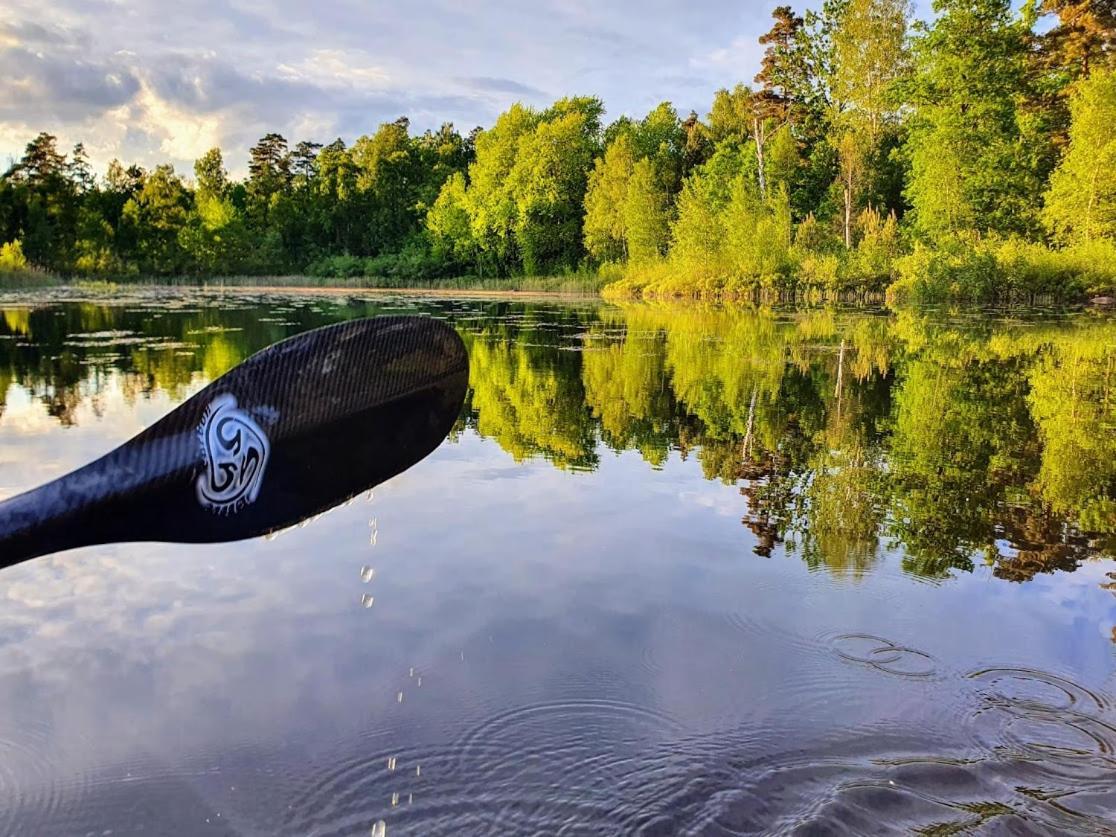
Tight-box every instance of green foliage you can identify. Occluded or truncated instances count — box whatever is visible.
[583,134,634,262]
[888,240,1002,303]
[122,165,192,275]
[442,97,604,276]
[797,251,843,290]
[847,207,901,282]
[583,136,672,266]
[886,235,1115,303]
[831,0,910,128]
[624,159,671,263]
[1043,68,1116,242]
[620,158,795,298]
[509,99,603,274]
[0,239,29,272]
[904,0,1042,240]
[426,172,476,267]
[0,118,473,279]
[722,183,796,291]
[766,124,802,198]
[305,239,450,282]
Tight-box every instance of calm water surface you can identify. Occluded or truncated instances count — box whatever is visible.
[0,289,1114,835]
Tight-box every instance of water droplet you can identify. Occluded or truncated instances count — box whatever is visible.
[360,566,375,583]
[416,677,422,687]
[397,691,404,703]
[370,820,386,837]
[386,756,396,772]
[391,792,399,807]
[415,764,421,777]
[361,594,375,608]
[408,667,414,678]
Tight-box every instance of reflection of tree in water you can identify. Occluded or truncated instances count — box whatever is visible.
[2,309,31,336]
[1,297,1113,588]
[0,297,398,421]
[801,372,889,580]
[885,314,1116,579]
[1028,328,1116,537]
[466,337,598,470]
[886,352,1040,579]
[733,369,822,560]
[990,504,1097,582]
[461,311,599,471]
[582,314,677,468]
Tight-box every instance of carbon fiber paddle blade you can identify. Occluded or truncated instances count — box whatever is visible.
[0,316,469,566]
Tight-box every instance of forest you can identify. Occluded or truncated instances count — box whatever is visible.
[2,0,1116,304]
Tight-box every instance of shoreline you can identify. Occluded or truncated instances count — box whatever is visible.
[1,277,1112,312]
[196,284,603,301]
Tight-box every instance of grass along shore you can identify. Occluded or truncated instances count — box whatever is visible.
[3,243,1114,307]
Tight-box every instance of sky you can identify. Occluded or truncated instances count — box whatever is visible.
[0,0,934,178]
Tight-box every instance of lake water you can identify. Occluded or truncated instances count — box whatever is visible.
[0,289,1113,835]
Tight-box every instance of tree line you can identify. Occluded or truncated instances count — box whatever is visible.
[2,0,1116,302]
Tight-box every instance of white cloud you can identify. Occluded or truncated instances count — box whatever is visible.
[0,0,940,175]
[692,35,766,77]
[134,82,226,161]
[276,49,390,90]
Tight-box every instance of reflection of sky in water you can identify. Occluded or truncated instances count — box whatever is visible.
[0,297,1114,834]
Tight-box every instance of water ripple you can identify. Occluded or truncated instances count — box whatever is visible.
[828,632,940,679]
[965,667,1116,788]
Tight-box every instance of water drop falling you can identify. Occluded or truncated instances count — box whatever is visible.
[361,594,375,608]
[386,756,396,772]
[360,566,375,583]
[391,792,399,807]
[397,691,404,703]
[370,820,386,837]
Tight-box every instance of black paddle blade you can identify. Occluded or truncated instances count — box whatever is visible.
[0,316,468,567]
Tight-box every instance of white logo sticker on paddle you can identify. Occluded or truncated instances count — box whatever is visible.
[196,394,271,514]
